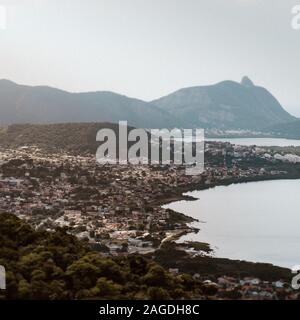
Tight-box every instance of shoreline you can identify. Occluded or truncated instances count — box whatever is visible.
[159,171,300,208]
[158,171,300,222]
[1,144,300,281]
[156,172,300,274]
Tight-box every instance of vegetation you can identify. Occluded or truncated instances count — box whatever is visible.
[0,213,205,300]
[265,119,300,139]
[153,243,291,282]
[0,123,120,155]
[0,123,151,156]
[180,241,212,253]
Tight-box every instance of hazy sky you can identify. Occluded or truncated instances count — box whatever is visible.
[0,0,300,116]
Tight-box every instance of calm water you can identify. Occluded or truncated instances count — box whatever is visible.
[164,179,300,268]
[206,137,300,147]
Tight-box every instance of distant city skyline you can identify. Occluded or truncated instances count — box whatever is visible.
[0,0,300,116]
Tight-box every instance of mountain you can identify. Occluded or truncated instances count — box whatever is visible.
[152,77,296,130]
[0,78,298,134]
[0,79,179,128]
[264,119,300,139]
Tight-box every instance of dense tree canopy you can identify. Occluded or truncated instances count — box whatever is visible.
[0,213,204,300]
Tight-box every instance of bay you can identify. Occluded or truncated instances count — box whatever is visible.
[164,179,300,268]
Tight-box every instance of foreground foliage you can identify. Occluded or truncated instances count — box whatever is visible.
[0,213,204,300]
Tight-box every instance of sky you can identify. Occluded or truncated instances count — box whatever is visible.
[0,0,300,116]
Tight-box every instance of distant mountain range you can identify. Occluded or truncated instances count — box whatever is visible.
[0,79,178,128]
[152,77,296,131]
[0,78,299,137]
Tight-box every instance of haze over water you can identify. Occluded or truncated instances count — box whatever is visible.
[207,138,300,147]
[164,179,300,268]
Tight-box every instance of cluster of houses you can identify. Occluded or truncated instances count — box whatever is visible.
[1,142,299,299]
[201,276,299,300]
[0,141,295,255]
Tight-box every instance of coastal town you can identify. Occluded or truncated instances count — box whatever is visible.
[200,276,299,300]
[1,141,299,254]
[1,140,300,299]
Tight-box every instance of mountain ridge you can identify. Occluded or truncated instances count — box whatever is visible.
[0,79,180,128]
[151,77,296,130]
[0,78,298,135]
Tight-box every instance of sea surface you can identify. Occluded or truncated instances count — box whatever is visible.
[163,179,300,268]
[206,137,300,147]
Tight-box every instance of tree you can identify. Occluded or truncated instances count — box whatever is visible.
[147,287,171,300]
[142,265,171,287]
